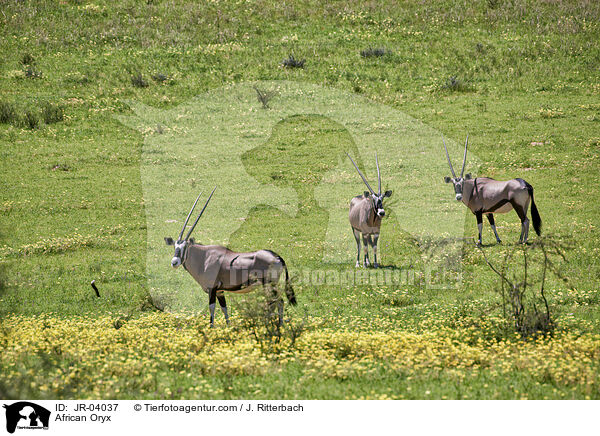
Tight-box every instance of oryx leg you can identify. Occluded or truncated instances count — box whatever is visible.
[352,228,362,268]
[522,197,531,243]
[487,214,502,244]
[208,288,217,328]
[362,234,371,267]
[217,295,229,325]
[475,211,483,246]
[371,233,380,268]
[512,202,529,244]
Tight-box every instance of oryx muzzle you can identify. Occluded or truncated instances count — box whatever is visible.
[347,152,393,268]
[164,187,296,327]
[442,136,542,245]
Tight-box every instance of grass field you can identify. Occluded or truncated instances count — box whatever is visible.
[1,0,600,399]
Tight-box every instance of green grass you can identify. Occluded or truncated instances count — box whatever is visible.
[1,0,600,399]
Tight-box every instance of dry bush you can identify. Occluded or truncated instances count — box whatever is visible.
[282,54,305,68]
[131,73,149,88]
[478,237,571,339]
[237,290,307,354]
[253,86,277,109]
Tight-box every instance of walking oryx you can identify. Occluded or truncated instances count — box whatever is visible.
[164,187,296,327]
[347,152,393,268]
[442,136,542,245]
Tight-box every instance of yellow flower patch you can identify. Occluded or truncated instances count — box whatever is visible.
[1,313,599,398]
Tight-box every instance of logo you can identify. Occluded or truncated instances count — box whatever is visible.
[2,402,50,434]
[117,80,479,309]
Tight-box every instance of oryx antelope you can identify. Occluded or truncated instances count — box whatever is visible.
[442,136,542,245]
[165,188,296,327]
[347,152,393,268]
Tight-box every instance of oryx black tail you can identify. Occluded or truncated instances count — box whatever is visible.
[525,181,542,236]
[282,261,297,305]
[267,250,297,305]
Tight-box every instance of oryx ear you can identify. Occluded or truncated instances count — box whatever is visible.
[464,173,472,180]
[364,191,370,198]
[164,237,174,246]
[444,176,452,183]
[189,238,195,245]
[384,190,392,198]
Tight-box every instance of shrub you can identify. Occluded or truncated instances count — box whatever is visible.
[131,73,149,88]
[22,110,39,129]
[23,67,42,79]
[49,163,70,171]
[0,101,17,124]
[478,237,571,339]
[113,314,132,330]
[41,103,64,124]
[360,47,389,58]
[237,290,307,354]
[151,73,168,83]
[441,76,475,92]
[20,53,35,66]
[253,86,277,109]
[282,55,305,69]
[139,293,168,312]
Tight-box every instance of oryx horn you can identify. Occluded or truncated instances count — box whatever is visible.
[346,152,375,196]
[460,134,468,178]
[185,186,217,241]
[179,191,203,241]
[375,151,382,195]
[442,136,456,178]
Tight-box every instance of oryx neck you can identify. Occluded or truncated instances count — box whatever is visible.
[462,178,475,207]
[180,241,194,268]
[367,204,381,227]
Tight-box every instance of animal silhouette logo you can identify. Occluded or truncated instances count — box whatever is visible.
[117,80,479,308]
[2,402,50,434]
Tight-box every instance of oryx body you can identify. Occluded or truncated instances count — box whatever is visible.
[347,152,392,268]
[165,188,296,327]
[442,137,542,245]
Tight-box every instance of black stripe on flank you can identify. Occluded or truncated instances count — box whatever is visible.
[484,199,510,213]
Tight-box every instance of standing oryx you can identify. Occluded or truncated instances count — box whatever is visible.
[442,136,542,245]
[165,187,296,327]
[347,152,393,268]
